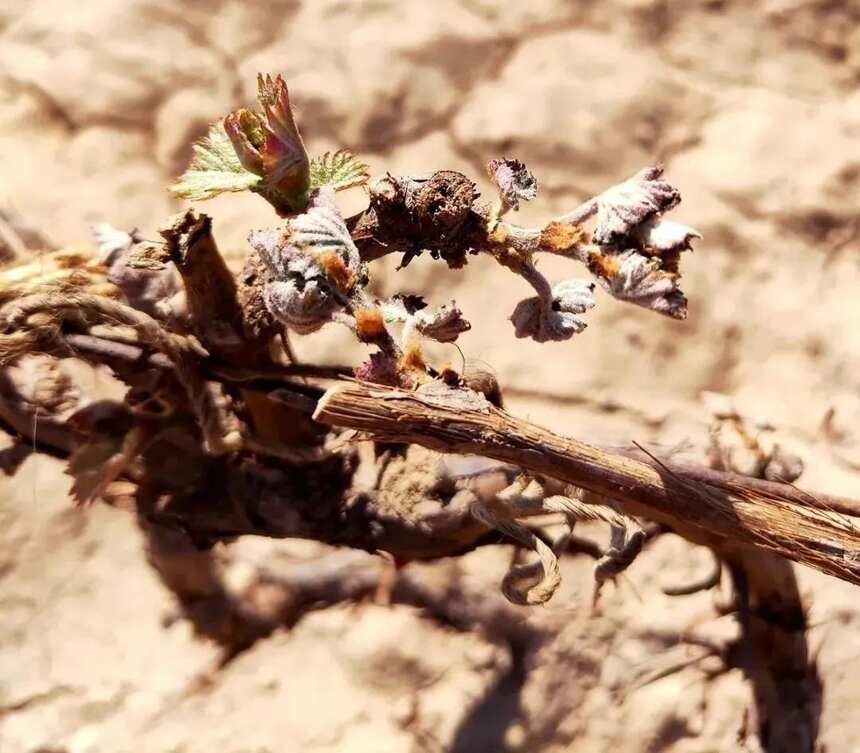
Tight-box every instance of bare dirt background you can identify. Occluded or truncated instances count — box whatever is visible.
[1,1,859,751]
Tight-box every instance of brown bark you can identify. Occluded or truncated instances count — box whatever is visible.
[314,381,860,587]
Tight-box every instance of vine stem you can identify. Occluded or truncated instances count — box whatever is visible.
[314,380,860,587]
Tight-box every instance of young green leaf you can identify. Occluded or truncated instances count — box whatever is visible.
[310,150,371,192]
[170,122,262,201]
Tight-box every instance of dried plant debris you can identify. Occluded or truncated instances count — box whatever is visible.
[487,158,538,215]
[469,475,645,606]
[92,223,181,319]
[703,391,804,483]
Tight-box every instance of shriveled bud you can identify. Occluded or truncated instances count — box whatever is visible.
[511,279,596,342]
[593,166,680,246]
[413,302,471,343]
[380,296,471,345]
[354,350,401,386]
[487,158,538,213]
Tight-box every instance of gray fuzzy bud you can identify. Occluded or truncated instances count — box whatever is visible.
[511,279,596,342]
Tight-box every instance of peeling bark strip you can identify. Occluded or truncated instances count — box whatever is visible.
[314,381,860,586]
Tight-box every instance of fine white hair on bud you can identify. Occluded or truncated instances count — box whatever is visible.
[634,218,701,254]
[261,277,339,334]
[248,188,368,333]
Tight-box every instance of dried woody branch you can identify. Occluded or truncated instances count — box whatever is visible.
[314,380,860,588]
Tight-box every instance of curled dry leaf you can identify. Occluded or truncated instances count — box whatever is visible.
[91,224,180,319]
[592,166,680,247]
[592,249,687,319]
[487,158,538,213]
[510,279,596,342]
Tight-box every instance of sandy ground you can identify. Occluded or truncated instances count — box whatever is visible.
[1,0,859,751]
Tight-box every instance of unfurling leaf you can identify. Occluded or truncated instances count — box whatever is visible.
[255,74,311,211]
[592,166,680,246]
[169,122,262,201]
[510,279,596,342]
[284,188,364,287]
[310,150,371,192]
[172,74,312,214]
[487,158,538,213]
[223,109,267,176]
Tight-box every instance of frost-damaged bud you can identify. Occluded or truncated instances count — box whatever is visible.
[248,189,365,333]
[511,279,596,342]
[354,350,401,386]
[224,74,311,214]
[594,249,686,319]
[587,166,698,319]
[487,158,538,213]
[413,302,471,343]
[380,296,471,345]
[593,166,680,247]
